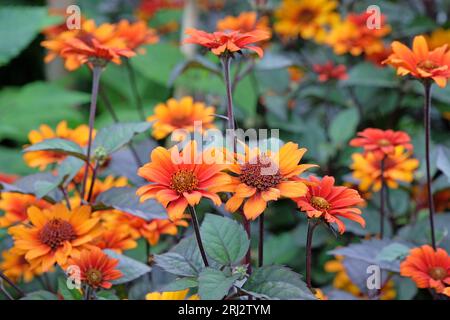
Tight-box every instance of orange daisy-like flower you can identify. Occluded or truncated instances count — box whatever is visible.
[141,218,189,245]
[224,142,316,220]
[94,225,137,254]
[23,121,93,170]
[0,193,51,228]
[425,28,450,50]
[115,19,159,53]
[217,11,271,37]
[350,128,413,158]
[400,245,450,297]
[67,247,122,289]
[0,250,44,283]
[9,204,102,271]
[183,28,270,58]
[383,35,450,88]
[137,142,230,221]
[351,146,419,192]
[147,96,216,140]
[312,61,348,82]
[146,289,199,300]
[295,176,365,234]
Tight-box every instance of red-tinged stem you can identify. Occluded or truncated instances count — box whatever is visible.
[258,212,264,267]
[60,186,72,210]
[80,66,102,202]
[0,270,24,298]
[423,82,437,250]
[86,161,99,203]
[305,220,319,290]
[380,156,386,239]
[188,205,209,267]
[125,59,146,121]
[221,55,236,133]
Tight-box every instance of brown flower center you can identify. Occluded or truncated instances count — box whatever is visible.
[377,139,391,147]
[310,196,331,211]
[39,218,76,250]
[86,268,103,287]
[297,9,317,23]
[417,60,439,72]
[239,156,282,192]
[170,169,199,193]
[429,267,446,280]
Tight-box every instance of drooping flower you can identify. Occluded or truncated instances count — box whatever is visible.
[351,146,419,192]
[296,176,365,234]
[383,35,450,88]
[183,28,270,58]
[137,142,230,220]
[425,28,450,50]
[147,96,216,140]
[146,289,199,300]
[350,128,413,158]
[400,245,450,297]
[23,121,93,170]
[327,12,391,56]
[9,204,102,271]
[312,61,348,82]
[274,0,339,42]
[67,247,122,289]
[0,250,44,283]
[141,218,189,245]
[217,11,271,38]
[224,142,316,220]
[115,19,159,53]
[0,193,51,228]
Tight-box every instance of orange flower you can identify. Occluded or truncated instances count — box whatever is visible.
[67,247,122,289]
[425,28,450,50]
[115,19,159,53]
[350,128,413,158]
[0,173,18,184]
[9,204,102,271]
[383,35,450,88]
[217,12,271,37]
[0,250,44,283]
[224,142,316,220]
[137,0,183,20]
[312,61,348,82]
[0,193,51,228]
[296,176,365,234]
[141,218,189,245]
[327,12,391,56]
[288,66,305,83]
[351,146,419,192]
[365,45,392,67]
[147,96,216,140]
[400,245,450,297]
[137,142,230,221]
[414,185,450,213]
[183,28,270,58]
[97,210,148,240]
[74,175,128,203]
[23,121,93,170]
[146,289,199,300]
[94,225,137,254]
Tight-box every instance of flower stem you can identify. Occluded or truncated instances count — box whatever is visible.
[423,82,437,250]
[125,59,146,121]
[60,186,72,210]
[0,270,24,298]
[258,212,264,267]
[188,206,209,267]
[86,161,99,203]
[80,66,102,202]
[221,55,236,133]
[305,220,319,290]
[380,156,386,239]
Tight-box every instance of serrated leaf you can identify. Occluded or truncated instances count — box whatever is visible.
[243,266,315,300]
[162,277,198,292]
[23,138,86,160]
[200,214,250,265]
[93,122,151,154]
[104,249,151,285]
[154,252,200,277]
[198,268,239,300]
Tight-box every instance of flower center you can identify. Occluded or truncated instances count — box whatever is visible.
[297,9,316,23]
[170,169,199,193]
[86,268,103,287]
[429,267,446,280]
[377,139,391,147]
[39,218,76,250]
[417,60,439,72]
[239,156,282,192]
[310,196,331,211]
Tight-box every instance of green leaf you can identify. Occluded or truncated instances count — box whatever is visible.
[104,249,151,285]
[329,108,359,146]
[162,277,199,292]
[23,138,87,160]
[93,122,151,154]
[168,55,221,86]
[343,62,398,88]
[57,277,82,300]
[256,52,293,71]
[200,214,250,265]
[243,266,315,300]
[376,243,411,262]
[96,290,120,300]
[21,290,59,300]
[154,252,199,277]
[95,187,167,220]
[198,268,239,300]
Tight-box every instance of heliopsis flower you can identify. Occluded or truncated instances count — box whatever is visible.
[351,146,419,192]
[115,19,159,53]
[217,11,271,37]
[9,204,102,271]
[97,210,148,240]
[23,121,93,170]
[183,28,270,58]
[425,28,450,50]
[147,97,216,140]
[137,142,230,220]
[365,45,392,67]
[224,142,316,220]
[296,176,365,234]
[94,225,137,254]
[350,128,413,158]
[312,61,348,82]
[327,12,391,56]
[141,218,189,245]
[67,247,122,289]
[146,289,199,300]
[0,250,44,283]
[400,245,450,297]
[383,35,450,88]
[274,0,339,42]
[0,193,51,228]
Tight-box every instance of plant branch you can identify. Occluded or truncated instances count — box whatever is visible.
[305,220,319,290]
[188,206,209,267]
